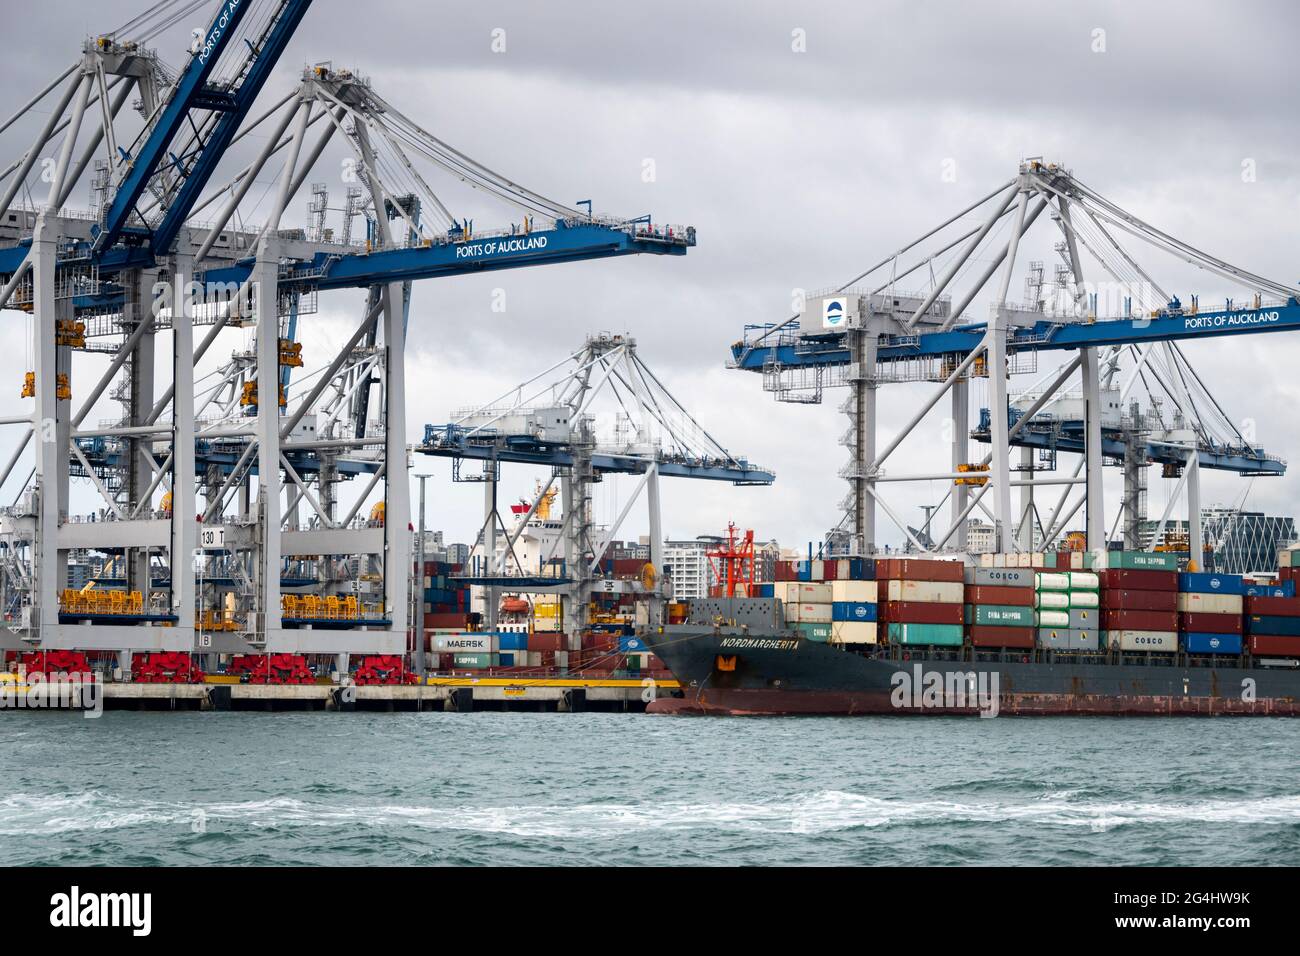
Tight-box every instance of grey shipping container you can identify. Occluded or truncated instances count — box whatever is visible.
[1037,629,1101,651]
[1069,608,1099,630]
[966,567,1036,587]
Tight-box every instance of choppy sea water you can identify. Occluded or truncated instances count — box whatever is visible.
[1,712,1297,866]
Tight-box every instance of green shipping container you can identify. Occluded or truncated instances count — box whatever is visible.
[1106,551,1178,571]
[794,622,832,642]
[973,604,1034,627]
[451,652,497,669]
[887,622,964,646]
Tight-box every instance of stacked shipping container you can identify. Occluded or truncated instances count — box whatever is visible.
[965,565,1036,649]
[1097,552,1179,653]
[775,557,878,644]
[877,558,964,646]
[1036,569,1100,650]
[1177,572,1244,655]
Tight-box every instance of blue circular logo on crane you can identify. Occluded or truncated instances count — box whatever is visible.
[823,298,847,328]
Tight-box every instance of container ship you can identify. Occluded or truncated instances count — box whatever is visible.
[642,550,1300,716]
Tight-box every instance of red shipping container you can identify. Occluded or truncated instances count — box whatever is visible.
[881,601,964,625]
[877,558,965,583]
[1250,634,1300,656]
[581,633,618,651]
[424,612,471,628]
[822,560,839,581]
[1178,612,1242,634]
[1099,569,1179,591]
[1102,609,1178,631]
[968,625,1035,648]
[1099,589,1177,611]
[1280,567,1300,585]
[966,585,1034,606]
[528,632,565,652]
[1244,595,1300,617]
[611,558,644,577]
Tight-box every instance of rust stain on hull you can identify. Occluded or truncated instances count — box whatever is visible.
[648,689,1300,717]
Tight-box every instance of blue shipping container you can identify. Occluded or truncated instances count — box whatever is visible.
[1177,572,1244,595]
[1245,614,1300,636]
[1244,581,1296,598]
[1182,632,1243,655]
[754,583,775,598]
[848,557,877,580]
[832,601,878,622]
[496,632,529,651]
[498,652,515,667]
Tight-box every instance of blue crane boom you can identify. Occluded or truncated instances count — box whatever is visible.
[196,221,695,292]
[419,423,774,485]
[731,299,1300,371]
[92,0,314,257]
[1,221,695,309]
[971,407,1285,476]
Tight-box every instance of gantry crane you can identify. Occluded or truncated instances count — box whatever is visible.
[419,333,772,636]
[731,159,1296,561]
[0,1,696,668]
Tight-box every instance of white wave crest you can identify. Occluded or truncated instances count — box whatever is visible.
[3,789,1300,838]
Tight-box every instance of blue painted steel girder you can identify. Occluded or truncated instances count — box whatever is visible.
[731,300,1300,370]
[198,222,694,292]
[419,429,773,485]
[972,410,1285,476]
[4,222,693,303]
[93,0,315,257]
[75,442,380,478]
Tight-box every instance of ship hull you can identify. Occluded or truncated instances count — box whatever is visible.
[641,626,1300,717]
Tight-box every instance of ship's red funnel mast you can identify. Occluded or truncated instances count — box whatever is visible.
[707,522,757,598]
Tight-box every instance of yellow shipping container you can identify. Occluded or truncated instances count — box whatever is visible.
[1176,592,1242,614]
[785,602,832,623]
[780,582,832,604]
[831,579,878,603]
[831,621,877,644]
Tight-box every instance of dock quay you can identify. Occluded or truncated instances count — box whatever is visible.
[1,677,680,713]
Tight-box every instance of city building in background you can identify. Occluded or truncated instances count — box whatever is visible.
[1140,506,1298,573]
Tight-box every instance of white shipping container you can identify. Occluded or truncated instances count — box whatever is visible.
[831,621,878,644]
[1015,552,1032,568]
[1069,552,1085,570]
[1177,592,1243,614]
[554,651,569,668]
[1036,591,1069,610]
[1070,590,1100,608]
[885,579,964,603]
[1031,552,1045,568]
[1108,630,1178,652]
[784,582,833,603]
[1036,609,1070,628]
[831,579,878,603]
[1036,572,1071,591]
[433,633,493,652]
[1068,571,1100,590]
[979,553,994,568]
[786,602,832,623]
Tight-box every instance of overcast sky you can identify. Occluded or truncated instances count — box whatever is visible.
[2,0,1298,552]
